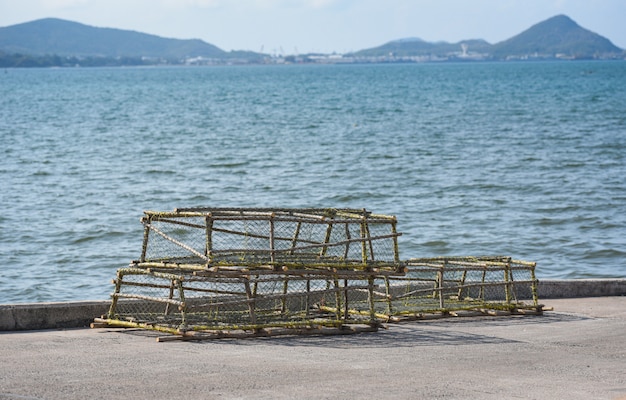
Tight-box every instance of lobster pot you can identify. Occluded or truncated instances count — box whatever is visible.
[370,256,539,318]
[137,208,402,271]
[96,208,543,338]
[108,267,383,333]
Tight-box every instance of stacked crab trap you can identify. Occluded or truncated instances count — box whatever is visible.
[94,208,541,340]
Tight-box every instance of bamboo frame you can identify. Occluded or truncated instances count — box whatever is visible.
[97,208,541,340]
[140,207,403,272]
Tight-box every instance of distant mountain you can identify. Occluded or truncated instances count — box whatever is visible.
[349,38,491,59]
[0,15,623,66]
[491,15,623,59]
[0,18,241,60]
[349,14,623,61]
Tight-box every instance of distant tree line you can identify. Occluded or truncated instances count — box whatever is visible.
[0,52,174,68]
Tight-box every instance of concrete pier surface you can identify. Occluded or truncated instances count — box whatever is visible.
[1,294,625,399]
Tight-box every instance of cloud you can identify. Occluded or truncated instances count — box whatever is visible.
[252,0,336,6]
[197,0,338,9]
[40,0,88,9]
[160,0,221,8]
[305,0,337,8]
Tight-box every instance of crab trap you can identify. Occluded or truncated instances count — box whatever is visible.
[94,208,541,340]
[371,256,539,321]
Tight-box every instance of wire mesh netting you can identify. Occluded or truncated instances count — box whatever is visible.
[377,256,538,319]
[98,208,541,338]
[109,268,385,333]
[140,208,402,270]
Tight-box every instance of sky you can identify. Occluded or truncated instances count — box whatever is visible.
[1,0,625,54]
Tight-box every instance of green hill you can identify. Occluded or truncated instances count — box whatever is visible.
[491,14,623,59]
[0,18,228,59]
[349,14,623,60]
[349,38,491,59]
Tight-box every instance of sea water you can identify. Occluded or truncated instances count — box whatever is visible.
[1,61,625,303]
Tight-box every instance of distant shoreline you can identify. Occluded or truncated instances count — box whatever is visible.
[2,55,625,69]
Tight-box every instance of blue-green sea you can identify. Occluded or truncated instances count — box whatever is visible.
[1,61,625,303]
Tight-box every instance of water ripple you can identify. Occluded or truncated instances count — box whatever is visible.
[1,62,625,302]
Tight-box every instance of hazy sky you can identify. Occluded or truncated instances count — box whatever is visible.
[1,0,625,54]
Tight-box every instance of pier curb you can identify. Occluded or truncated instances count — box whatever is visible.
[0,300,109,331]
[538,278,626,298]
[1,279,624,331]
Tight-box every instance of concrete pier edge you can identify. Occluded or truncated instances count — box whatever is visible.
[1,279,625,331]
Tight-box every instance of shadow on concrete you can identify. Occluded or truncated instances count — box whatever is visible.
[113,312,589,349]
